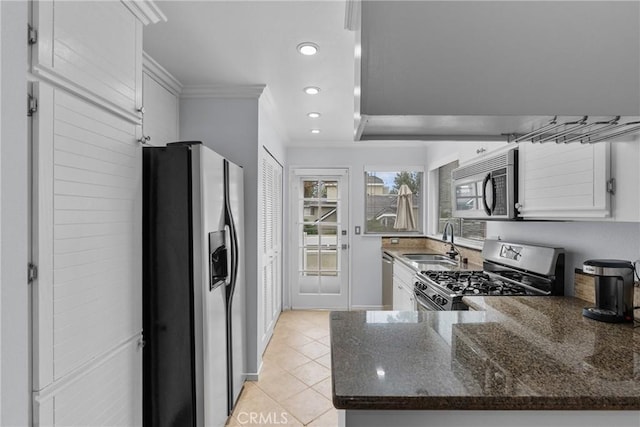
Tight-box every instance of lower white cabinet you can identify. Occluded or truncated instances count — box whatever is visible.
[392,261,416,311]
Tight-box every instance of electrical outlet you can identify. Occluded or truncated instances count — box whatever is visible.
[391,238,399,244]
[355,226,361,235]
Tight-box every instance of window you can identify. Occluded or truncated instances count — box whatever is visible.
[437,161,486,241]
[364,169,423,234]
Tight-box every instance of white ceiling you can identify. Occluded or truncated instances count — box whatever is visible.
[143,0,356,146]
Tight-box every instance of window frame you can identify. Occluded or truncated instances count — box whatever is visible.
[363,166,425,235]
[427,158,485,250]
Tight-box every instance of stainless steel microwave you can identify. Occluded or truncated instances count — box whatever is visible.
[451,148,518,220]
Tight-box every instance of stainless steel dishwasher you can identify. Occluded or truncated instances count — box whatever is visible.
[382,252,393,309]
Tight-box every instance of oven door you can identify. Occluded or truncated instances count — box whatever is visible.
[415,290,444,311]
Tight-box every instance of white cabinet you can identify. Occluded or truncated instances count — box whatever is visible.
[31,0,144,122]
[517,142,611,219]
[31,82,142,424]
[392,261,416,311]
[141,53,181,146]
[609,141,640,221]
[29,3,164,426]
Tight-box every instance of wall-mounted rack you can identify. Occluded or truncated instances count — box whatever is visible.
[507,116,640,144]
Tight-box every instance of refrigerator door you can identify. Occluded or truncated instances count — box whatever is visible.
[224,159,246,413]
[143,146,198,427]
[192,145,228,427]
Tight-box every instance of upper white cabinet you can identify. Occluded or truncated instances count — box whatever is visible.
[31,1,144,122]
[517,142,611,219]
[142,53,181,146]
[609,141,640,222]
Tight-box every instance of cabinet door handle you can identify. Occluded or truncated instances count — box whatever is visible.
[138,135,151,145]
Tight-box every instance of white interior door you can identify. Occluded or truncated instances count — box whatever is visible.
[290,169,349,309]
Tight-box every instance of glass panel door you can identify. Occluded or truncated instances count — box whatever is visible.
[290,169,349,309]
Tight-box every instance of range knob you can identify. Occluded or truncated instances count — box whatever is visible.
[433,296,447,306]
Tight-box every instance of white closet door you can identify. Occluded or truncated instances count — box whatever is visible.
[31,82,142,426]
[259,149,283,354]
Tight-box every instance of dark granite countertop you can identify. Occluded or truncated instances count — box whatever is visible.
[330,296,640,410]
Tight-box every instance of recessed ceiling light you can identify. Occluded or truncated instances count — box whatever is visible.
[304,87,320,95]
[307,112,321,119]
[297,42,319,56]
[310,129,321,134]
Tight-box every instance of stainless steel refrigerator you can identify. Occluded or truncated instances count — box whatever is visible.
[142,142,245,427]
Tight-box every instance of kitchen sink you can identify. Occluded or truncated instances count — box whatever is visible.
[403,253,455,263]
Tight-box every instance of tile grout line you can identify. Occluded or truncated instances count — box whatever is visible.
[231,311,334,426]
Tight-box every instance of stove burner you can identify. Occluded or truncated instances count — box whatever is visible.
[420,270,529,296]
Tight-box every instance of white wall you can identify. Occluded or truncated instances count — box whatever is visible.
[286,144,429,308]
[1,1,29,425]
[258,96,286,167]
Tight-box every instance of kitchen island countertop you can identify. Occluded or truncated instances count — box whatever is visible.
[331,296,640,411]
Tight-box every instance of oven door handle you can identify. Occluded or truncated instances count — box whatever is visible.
[415,290,444,311]
[482,173,495,216]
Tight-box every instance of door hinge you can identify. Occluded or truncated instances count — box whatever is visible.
[606,178,616,195]
[137,337,146,349]
[28,94,38,117]
[28,263,38,284]
[28,24,37,45]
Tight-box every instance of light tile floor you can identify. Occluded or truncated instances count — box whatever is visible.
[227,310,339,427]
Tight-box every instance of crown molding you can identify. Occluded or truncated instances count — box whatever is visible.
[180,84,267,99]
[121,0,167,26]
[142,52,183,96]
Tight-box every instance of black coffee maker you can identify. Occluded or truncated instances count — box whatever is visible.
[582,259,635,323]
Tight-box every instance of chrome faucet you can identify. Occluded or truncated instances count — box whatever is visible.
[442,220,461,263]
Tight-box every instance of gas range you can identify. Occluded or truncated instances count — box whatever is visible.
[414,239,565,311]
